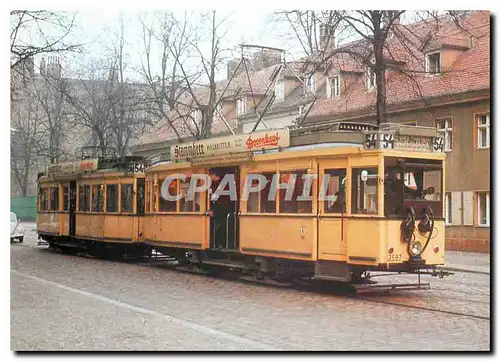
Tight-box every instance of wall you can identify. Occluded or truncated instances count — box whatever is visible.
[11,196,37,221]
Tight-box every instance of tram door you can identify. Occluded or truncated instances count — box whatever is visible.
[69,180,77,238]
[209,166,240,250]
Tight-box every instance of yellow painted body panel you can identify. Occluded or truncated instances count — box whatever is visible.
[37,212,61,235]
[142,214,207,248]
[318,217,347,262]
[239,215,316,260]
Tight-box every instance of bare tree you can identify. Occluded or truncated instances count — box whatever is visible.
[62,58,115,154]
[275,11,482,126]
[10,10,80,72]
[32,73,70,164]
[139,10,230,141]
[107,17,152,157]
[11,92,45,196]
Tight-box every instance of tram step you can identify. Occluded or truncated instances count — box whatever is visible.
[202,259,246,269]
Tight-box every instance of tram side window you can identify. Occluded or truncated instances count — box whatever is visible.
[324,169,347,213]
[50,187,59,211]
[261,172,276,213]
[159,178,177,212]
[121,184,133,213]
[63,186,69,211]
[145,181,150,212]
[106,184,118,212]
[351,168,378,214]
[78,185,91,212]
[39,188,49,211]
[92,185,104,212]
[179,178,201,212]
[278,170,312,214]
[247,176,260,213]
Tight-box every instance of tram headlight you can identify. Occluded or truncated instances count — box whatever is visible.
[410,241,423,256]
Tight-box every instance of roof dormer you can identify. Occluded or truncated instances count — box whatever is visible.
[420,32,470,73]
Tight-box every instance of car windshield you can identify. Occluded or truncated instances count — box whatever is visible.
[11,213,17,222]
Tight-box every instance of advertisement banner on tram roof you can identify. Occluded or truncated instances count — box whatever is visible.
[170,129,290,162]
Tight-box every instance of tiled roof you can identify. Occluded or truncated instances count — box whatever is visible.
[306,11,490,122]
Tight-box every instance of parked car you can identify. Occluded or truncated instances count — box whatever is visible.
[10,212,24,243]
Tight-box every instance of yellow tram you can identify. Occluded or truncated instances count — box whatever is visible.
[37,123,446,285]
[37,148,147,258]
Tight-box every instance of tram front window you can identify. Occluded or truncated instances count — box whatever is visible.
[384,157,443,217]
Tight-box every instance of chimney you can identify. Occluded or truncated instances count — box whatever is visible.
[319,24,336,52]
[47,57,62,79]
[40,58,46,76]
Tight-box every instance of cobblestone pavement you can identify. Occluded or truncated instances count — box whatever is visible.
[11,229,490,351]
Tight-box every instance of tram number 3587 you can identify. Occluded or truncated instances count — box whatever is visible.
[388,253,403,262]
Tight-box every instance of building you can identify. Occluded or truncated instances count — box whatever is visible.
[132,11,490,252]
[304,11,490,253]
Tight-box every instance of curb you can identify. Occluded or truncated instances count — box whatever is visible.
[439,266,490,275]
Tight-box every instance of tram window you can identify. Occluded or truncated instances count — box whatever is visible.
[145,181,150,212]
[179,178,201,212]
[261,173,276,213]
[63,186,69,211]
[78,185,91,212]
[247,176,259,213]
[279,170,312,214]
[324,169,347,213]
[39,188,49,211]
[121,184,133,213]
[50,187,59,211]
[106,184,118,212]
[159,179,177,212]
[351,168,378,214]
[92,185,104,212]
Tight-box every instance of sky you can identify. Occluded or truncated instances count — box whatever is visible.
[35,9,302,83]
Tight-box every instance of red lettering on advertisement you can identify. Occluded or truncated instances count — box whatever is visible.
[245,132,280,150]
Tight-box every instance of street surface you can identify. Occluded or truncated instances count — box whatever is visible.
[11,226,490,351]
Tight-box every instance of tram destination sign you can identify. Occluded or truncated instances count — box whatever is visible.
[365,133,444,152]
[170,129,290,162]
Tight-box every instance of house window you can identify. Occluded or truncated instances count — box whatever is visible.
[327,75,340,98]
[436,118,452,152]
[445,192,452,225]
[214,103,223,121]
[236,97,247,117]
[193,109,201,124]
[463,191,473,225]
[477,191,490,226]
[451,191,462,226]
[366,68,376,90]
[298,105,305,116]
[477,114,490,149]
[426,52,441,75]
[275,79,284,102]
[304,73,316,95]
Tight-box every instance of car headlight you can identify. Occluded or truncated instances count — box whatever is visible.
[410,241,423,255]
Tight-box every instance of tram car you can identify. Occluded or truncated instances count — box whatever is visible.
[37,147,147,258]
[37,122,446,286]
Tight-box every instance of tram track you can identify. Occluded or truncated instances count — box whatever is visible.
[34,245,490,321]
